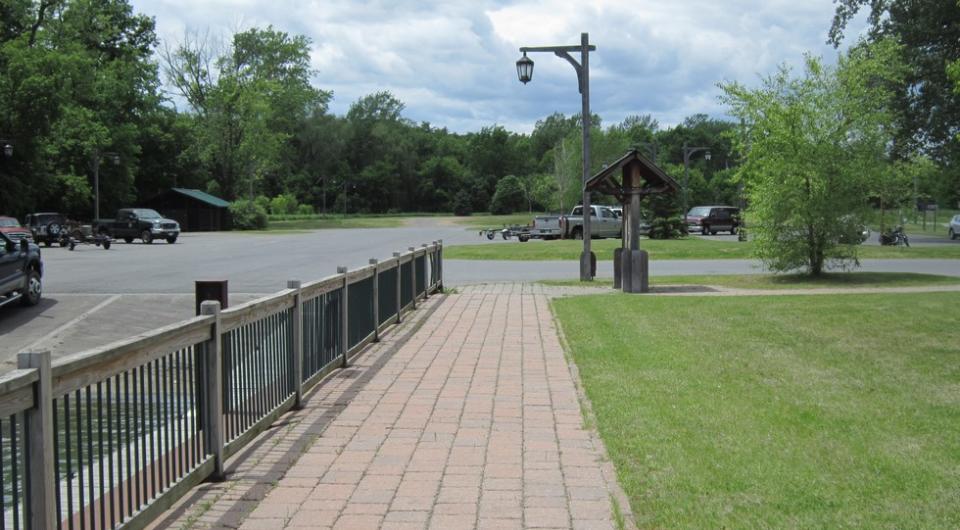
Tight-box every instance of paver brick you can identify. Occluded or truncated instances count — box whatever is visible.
[158,288,628,529]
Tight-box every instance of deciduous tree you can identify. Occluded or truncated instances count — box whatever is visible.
[721,39,905,275]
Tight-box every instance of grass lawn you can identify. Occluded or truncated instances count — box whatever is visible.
[446,238,752,260]
[553,292,960,528]
[450,212,545,230]
[541,272,960,290]
[253,214,420,231]
[444,238,960,260]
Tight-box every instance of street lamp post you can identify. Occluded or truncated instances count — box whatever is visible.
[681,142,711,220]
[92,149,120,221]
[517,33,597,281]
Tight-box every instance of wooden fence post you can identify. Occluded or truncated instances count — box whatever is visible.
[287,280,304,409]
[421,244,430,299]
[393,252,402,322]
[438,239,444,291]
[370,259,380,342]
[408,247,417,309]
[18,351,55,529]
[200,301,225,481]
[337,266,349,367]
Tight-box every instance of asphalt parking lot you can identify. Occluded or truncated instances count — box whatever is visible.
[1,222,479,367]
[3,220,958,370]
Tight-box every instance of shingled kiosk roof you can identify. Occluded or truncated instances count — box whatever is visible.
[585,148,680,201]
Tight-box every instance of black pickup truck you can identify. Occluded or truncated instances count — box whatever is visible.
[94,208,180,244]
[0,232,43,309]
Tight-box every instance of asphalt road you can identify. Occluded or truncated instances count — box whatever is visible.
[2,218,958,368]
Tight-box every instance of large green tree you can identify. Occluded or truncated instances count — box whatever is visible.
[165,26,329,200]
[722,39,905,275]
[0,0,162,218]
[830,0,960,206]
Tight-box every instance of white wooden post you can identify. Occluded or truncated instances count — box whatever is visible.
[393,252,402,322]
[408,247,417,309]
[438,239,444,291]
[421,244,430,299]
[200,301,225,481]
[18,351,56,529]
[287,280,304,409]
[337,266,349,366]
[370,259,380,341]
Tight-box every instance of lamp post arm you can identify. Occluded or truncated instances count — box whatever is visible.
[520,45,596,53]
[553,51,584,93]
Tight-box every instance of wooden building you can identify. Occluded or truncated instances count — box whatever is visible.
[144,188,232,232]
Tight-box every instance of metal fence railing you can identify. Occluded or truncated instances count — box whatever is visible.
[0,241,443,529]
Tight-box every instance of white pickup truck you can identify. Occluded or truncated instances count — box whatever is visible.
[558,205,622,239]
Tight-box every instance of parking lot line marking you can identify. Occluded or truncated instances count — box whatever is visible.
[23,294,122,353]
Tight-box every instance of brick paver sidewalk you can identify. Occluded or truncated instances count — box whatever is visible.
[240,286,625,529]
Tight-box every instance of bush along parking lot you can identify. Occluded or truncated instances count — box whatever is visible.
[553,291,960,528]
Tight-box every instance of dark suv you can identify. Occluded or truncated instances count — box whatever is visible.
[25,212,68,247]
[0,231,43,309]
[686,206,741,235]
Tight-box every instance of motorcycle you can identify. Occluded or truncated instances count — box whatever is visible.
[879,225,910,247]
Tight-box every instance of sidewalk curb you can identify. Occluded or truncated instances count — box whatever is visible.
[550,300,638,530]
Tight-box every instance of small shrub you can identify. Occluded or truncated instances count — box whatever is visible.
[646,194,686,239]
[296,203,314,215]
[269,193,299,215]
[648,216,686,239]
[229,199,268,230]
[254,195,271,213]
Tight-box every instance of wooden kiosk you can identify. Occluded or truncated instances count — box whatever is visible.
[585,149,680,293]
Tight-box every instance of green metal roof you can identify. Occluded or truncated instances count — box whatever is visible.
[171,188,231,208]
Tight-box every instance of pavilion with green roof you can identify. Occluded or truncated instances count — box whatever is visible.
[144,187,232,231]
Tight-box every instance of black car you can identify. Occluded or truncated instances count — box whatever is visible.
[686,206,741,235]
[0,231,43,309]
[24,212,68,247]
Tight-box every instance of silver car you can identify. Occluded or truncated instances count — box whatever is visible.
[950,214,960,240]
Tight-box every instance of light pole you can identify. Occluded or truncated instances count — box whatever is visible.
[682,142,711,220]
[517,33,596,281]
[91,149,120,221]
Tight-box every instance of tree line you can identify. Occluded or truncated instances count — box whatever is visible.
[0,0,957,238]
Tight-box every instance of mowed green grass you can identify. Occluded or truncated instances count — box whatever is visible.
[255,215,416,231]
[444,238,960,260]
[541,272,960,290]
[451,212,546,229]
[446,238,752,260]
[553,292,960,528]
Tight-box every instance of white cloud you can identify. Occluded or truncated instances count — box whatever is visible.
[134,0,867,133]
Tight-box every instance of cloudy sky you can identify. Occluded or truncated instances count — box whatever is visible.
[131,0,867,134]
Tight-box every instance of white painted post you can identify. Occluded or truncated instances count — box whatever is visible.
[287,280,304,409]
[200,301,225,481]
[18,351,55,529]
